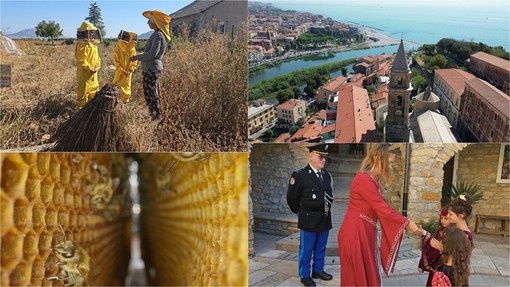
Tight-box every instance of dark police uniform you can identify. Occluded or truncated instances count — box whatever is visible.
[286,145,334,286]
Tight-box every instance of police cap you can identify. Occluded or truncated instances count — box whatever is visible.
[307,144,329,155]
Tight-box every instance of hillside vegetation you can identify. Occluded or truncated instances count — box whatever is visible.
[1,25,247,151]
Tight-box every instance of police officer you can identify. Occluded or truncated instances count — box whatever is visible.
[287,144,334,287]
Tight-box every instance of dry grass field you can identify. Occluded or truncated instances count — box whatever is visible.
[0,26,247,152]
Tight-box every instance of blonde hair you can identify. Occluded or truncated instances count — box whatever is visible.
[358,144,395,186]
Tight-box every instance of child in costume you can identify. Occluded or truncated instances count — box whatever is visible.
[432,227,472,287]
[75,21,102,109]
[418,208,451,286]
[113,30,138,103]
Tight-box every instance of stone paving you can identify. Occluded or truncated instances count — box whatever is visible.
[250,201,510,286]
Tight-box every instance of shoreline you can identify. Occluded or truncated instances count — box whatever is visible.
[249,27,420,71]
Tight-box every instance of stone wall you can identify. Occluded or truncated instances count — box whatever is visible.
[406,143,468,222]
[250,144,309,216]
[456,144,510,231]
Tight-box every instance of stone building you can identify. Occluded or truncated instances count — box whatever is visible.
[248,101,276,135]
[385,40,412,142]
[469,52,510,95]
[275,99,307,130]
[248,143,510,255]
[458,78,510,142]
[170,0,247,37]
[433,69,476,130]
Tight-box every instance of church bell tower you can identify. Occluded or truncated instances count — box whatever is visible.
[385,40,411,142]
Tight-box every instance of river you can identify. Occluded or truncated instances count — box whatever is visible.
[248,45,416,87]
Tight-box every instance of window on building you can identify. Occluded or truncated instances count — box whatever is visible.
[497,144,510,183]
[397,77,403,87]
[477,117,480,124]
[490,130,494,138]
[217,20,227,34]
[396,96,402,106]
[494,113,498,122]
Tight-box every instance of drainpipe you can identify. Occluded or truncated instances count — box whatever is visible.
[402,143,411,217]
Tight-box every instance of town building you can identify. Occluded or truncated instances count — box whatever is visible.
[275,99,307,129]
[334,84,377,142]
[433,69,476,131]
[458,78,510,142]
[315,76,346,105]
[469,52,510,95]
[248,100,276,135]
[170,0,246,37]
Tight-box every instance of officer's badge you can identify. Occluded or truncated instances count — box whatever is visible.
[308,170,311,174]
[290,177,295,185]
[312,194,316,199]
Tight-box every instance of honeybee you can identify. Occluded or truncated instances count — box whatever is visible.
[44,224,90,287]
[89,163,120,210]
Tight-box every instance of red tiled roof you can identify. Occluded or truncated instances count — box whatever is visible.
[277,99,303,110]
[465,78,510,117]
[323,76,346,92]
[321,124,336,134]
[435,69,476,96]
[334,85,377,142]
[274,132,290,143]
[471,52,510,72]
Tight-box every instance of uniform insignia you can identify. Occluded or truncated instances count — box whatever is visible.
[312,194,316,199]
[290,177,295,185]
[308,170,311,174]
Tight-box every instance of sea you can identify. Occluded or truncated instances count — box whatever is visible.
[271,0,510,51]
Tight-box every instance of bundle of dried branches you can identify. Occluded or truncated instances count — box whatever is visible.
[49,83,129,151]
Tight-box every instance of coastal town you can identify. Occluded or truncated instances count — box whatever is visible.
[248,2,510,144]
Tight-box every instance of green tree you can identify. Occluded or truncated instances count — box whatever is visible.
[412,75,427,93]
[341,67,348,77]
[85,2,106,37]
[292,86,301,99]
[429,54,448,68]
[35,20,63,45]
[421,44,436,56]
[276,89,294,104]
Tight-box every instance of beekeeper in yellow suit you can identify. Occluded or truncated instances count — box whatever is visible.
[113,30,138,103]
[75,21,101,109]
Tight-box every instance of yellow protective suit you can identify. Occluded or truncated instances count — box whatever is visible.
[113,31,138,103]
[75,21,101,109]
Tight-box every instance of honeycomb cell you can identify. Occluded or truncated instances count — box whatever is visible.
[25,178,41,202]
[44,207,57,229]
[9,260,32,286]
[1,230,24,271]
[13,198,32,233]
[49,155,61,182]
[57,209,70,228]
[1,155,29,198]
[52,185,65,206]
[20,153,37,164]
[60,161,71,186]
[1,193,14,236]
[40,176,54,205]
[64,187,74,206]
[36,153,50,177]
[37,231,52,259]
[23,231,39,262]
[31,258,46,285]
[32,202,46,232]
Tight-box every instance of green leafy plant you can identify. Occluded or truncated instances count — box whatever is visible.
[419,218,439,234]
[450,181,484,204]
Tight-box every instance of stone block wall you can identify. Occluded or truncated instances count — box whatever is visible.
[456,144,510,231]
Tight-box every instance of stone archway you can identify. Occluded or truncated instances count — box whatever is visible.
[407,143,469,221]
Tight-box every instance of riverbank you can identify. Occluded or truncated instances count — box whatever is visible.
[250,27,418,71]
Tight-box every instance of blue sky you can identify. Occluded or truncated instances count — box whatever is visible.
[1,1,194,38]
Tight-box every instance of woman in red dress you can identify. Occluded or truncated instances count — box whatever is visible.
[337,144,422,286]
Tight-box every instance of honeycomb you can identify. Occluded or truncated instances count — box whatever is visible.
[138,153,248,286]
[1,153,131,286]
[1,152,249,286]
